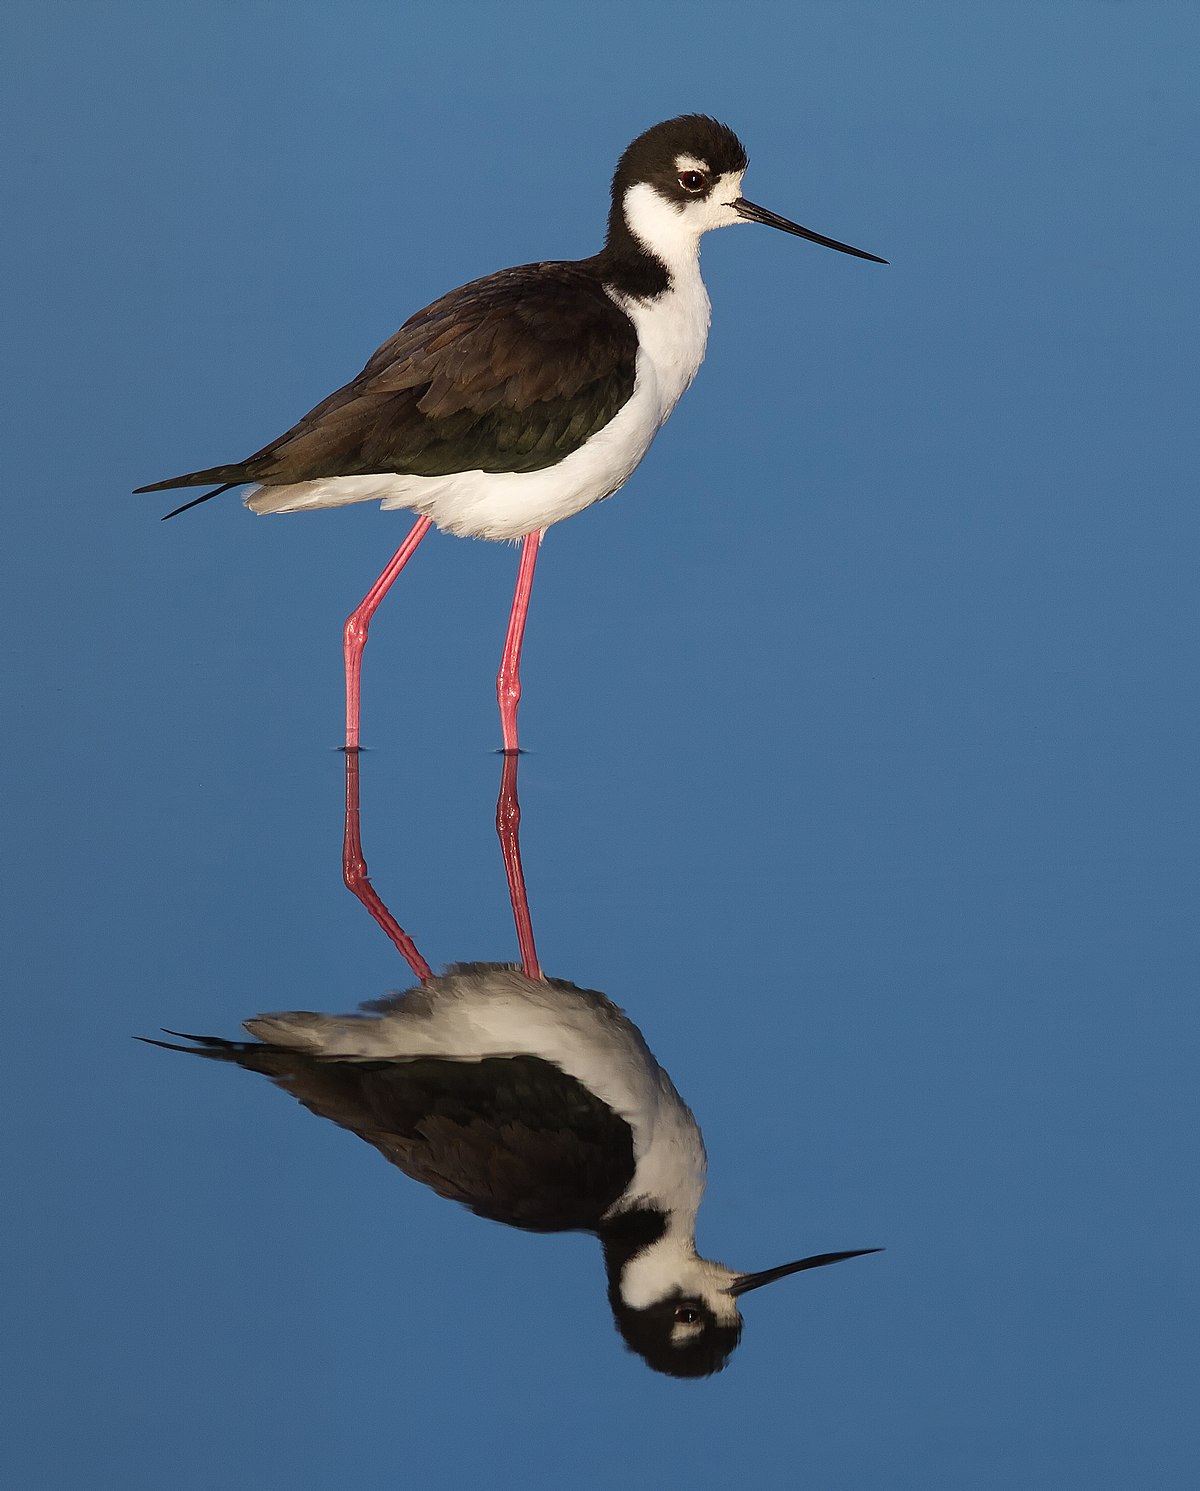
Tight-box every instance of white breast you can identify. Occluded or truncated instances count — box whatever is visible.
[611,242,712,422]
[244,273,712,542]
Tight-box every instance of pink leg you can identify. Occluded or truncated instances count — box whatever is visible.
[343,515,433,750]
[496,750,541,980]
[342,749,433,981]
[496,531,541,754]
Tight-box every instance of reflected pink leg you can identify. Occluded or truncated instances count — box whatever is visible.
[343,515,433,750]
[496,750,541,980]
[342,749,433,981]
[496,530,541,754]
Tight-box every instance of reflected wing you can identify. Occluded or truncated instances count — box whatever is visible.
[151,1036,636,1234]
[335,1054,637,1231]
[136,263,638,491]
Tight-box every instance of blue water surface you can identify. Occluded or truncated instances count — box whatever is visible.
[2,3,1197,1487]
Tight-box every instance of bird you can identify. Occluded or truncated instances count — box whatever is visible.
[135,114,885,752]
[143,964,880,1377]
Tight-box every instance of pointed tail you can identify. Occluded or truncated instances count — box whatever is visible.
[135,1029,285,1077]
[134,465,250,520]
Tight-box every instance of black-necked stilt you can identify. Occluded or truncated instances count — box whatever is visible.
[137,116,885,751]
[140,117,882,751]
[142,755,879,1376]
[146,967,878,1377]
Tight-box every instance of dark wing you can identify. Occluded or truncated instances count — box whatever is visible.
[135,262,638,493]
[144,1035,636,1234]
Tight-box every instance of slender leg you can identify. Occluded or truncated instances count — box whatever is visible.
[342,515,433,750]
[496,750,541,980]
[342,749,433,981]
[496,530,542,754]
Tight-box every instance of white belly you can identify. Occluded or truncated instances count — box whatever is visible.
[245,271,712,542]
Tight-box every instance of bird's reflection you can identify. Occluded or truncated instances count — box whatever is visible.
[146,755,878,1377]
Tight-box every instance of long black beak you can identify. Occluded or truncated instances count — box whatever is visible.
[734,198,887,264]
[728,1247,883,1296]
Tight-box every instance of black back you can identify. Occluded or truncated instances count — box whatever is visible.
[137,263,638,495]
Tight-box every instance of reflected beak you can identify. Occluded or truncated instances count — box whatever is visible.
[733,198,887,264]
[728,1247,883,1296]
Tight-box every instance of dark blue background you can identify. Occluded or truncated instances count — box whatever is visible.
[3,3,1197,1486]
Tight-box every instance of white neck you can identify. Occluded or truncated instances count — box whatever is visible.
[618,1227,740,1319]
[619,169,747,282]
[621,182,706,279]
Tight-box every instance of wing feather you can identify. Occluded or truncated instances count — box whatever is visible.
[138,261,638,492]
[154,1036,637,1234]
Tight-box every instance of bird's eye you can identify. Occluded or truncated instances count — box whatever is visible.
[678,171,707,193]
[674,1306,701,1325]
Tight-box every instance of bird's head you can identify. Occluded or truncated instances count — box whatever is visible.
[601,1210,880,1377]
[609,114,886,277]
[608,1252,744,1378]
